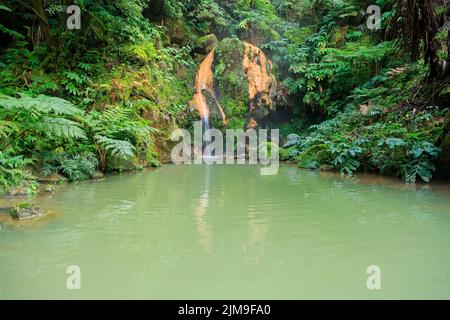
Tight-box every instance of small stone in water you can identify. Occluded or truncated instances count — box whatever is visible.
[10,204,45,220]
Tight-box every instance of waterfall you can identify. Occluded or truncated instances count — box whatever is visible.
[202,115,212,160]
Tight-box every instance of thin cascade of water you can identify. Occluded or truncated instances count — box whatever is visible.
[203,116,212,160]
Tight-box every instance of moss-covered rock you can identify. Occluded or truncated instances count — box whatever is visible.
[106,140,161,171]
[107,156,144,172]
[214,38,248,101]
[213,38,248,128]
[10,203,45,220]
[195,34,219,54]
[35,173,68,183]
[163,18,189,46]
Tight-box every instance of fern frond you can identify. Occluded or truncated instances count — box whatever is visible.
[94,135,135,159]
[0,120,18,139]
[0,94,83,117]
[39,117,86,139]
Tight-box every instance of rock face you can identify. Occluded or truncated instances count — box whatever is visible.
[189,38,279,129]
[437,110,450,178]
[10,204,45,220]
[243,42,278,125]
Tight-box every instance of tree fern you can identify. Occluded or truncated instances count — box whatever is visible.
[0,95,86,151]
[87,105,157,147]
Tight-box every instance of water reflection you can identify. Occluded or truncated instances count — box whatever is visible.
[195,165,212,254]
[193,165,269,263]
[244,210,268,265]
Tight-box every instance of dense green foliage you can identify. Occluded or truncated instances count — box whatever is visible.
[0,0,194,194]
[281,62,446,182]
[272,0,449,183]
[0,0,449,194]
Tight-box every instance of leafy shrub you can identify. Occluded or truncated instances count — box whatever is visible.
[0,94,86,155]
[404,142,439,183]
[43,152,99,182]
[331,143,363,175]
[84,105,155,170]
[0,152,34,195]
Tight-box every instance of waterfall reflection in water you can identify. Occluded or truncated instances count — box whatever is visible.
[194,165,268,263]
[195,164,212,254]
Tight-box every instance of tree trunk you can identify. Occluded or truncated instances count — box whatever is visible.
[392,0,442,79]
[18,0,53,46]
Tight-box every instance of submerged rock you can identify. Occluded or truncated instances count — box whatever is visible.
[10,204,45,220]
[189,37,280,129]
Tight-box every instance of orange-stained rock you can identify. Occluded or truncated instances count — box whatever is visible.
[243,42,276,112]
[189,38,279,128]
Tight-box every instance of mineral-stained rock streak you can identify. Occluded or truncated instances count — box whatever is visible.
[190,49,227,124]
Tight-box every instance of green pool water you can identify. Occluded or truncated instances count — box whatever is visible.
[1,164,450,299]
